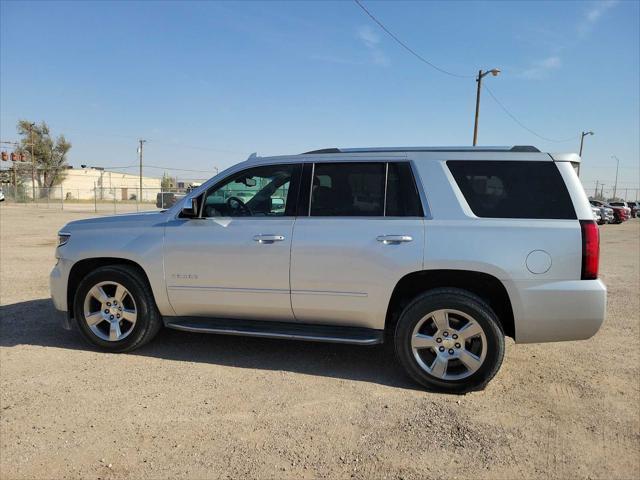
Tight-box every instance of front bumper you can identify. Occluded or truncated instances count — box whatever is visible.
[511,279,607,343]
[50,258,73,330]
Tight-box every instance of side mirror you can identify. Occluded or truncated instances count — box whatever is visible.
[181,197,199,218]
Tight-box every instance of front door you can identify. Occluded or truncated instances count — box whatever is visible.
[163,163,301,320]
[290,161,425,329]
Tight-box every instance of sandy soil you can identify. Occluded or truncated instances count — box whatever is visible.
[1,204,638,480]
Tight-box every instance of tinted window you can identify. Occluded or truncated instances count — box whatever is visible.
[311,163,384,216]
[202,164,299,217]
[386,162,424,217]
[447,161,576,219]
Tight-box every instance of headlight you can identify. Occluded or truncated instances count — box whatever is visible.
[58,232,71,247]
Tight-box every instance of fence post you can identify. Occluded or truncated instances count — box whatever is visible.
[60,185,64,210]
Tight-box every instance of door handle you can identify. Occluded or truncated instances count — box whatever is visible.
[376,235,413,244]
[253,234,285,244]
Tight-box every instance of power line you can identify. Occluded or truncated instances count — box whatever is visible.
[96,164,215,173]
[58,127,247,155]
[353,0,581,144]
[353,0,473,79]
[483,86,580,143]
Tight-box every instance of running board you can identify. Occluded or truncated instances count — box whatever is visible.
[164,317,384,345]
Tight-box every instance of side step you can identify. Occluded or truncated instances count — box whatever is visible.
[164,317,384,345]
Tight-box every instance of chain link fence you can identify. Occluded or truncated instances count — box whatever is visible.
[0,185,186,213]
[0,184,280,214]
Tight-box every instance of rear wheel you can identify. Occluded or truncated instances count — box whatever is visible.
[394,288,504,393]
[73,265,162,352]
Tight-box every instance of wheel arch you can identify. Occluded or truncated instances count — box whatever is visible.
[67,257,154,317]
[385,269,515,339]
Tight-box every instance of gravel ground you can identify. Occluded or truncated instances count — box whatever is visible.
[1,204,638,480]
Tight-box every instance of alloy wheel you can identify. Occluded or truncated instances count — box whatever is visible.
[83,281,137,342]
[411,308,487,380]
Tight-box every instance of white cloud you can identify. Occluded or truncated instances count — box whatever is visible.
[357,25,379,48]
[519,1,617,80]
[579,0,618,36]
[519,56,562,79]
[356,25,389,66]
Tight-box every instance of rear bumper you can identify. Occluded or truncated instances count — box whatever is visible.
[511,279,607,343]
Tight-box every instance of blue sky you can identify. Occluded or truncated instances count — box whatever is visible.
[1,0,638,197]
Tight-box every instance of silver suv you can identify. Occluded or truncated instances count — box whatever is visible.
[50,146,606,392]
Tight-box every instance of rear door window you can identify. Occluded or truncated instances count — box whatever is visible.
[310,163,385,216]
[385,162,424,217]
[447,160,576,219]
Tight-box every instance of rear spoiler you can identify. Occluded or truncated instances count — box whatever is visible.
[549,153,581,163]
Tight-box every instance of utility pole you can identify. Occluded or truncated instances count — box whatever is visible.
[600,184,605,200]
[29,123,36,200]
[138,139,146,202]
[611,155,620,200]
[594,180,599,198]
[472,68,501,146]
[577,131,593,177]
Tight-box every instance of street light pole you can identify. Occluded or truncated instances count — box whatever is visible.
[138,139,146,202]
[472,68,501,146]
[577,131,594,177]
[611,155,620,200]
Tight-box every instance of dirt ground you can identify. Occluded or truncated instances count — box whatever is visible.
[1,203,638,480]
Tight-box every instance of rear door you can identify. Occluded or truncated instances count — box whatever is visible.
[290,161,425,330]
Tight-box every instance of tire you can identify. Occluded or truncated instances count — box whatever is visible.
[394,288,505,393]
[73,265,162,352]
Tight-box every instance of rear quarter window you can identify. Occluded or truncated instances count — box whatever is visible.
[447,160,576,219]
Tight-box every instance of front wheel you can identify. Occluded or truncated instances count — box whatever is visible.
[73,265,162,352]
[394,288,505,393]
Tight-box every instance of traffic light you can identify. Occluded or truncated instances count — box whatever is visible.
[1,151,7,161]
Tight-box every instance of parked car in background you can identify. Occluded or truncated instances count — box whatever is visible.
[156,192,185,209]
[628,201,640,218]
[609,201,632,218]
[591,206,602,224]
[609,205,629,223]
[590,200,617,224]
[50,145,606,393]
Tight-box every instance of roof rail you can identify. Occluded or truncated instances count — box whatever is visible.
[302,146,540,154]
[303,148,341,154]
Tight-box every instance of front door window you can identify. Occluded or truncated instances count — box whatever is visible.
[202,164,298,217]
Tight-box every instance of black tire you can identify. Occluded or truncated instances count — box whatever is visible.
[394,288,505,393]
[73,265,162,352]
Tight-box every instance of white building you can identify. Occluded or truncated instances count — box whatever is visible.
[54,167,162,202]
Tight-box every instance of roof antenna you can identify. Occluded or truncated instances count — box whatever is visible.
[247,152,258,161]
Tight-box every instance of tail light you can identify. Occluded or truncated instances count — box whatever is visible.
[580,220,599,280]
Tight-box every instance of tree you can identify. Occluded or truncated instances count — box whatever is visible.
[161,172,177,190]
[16,120,71,196]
